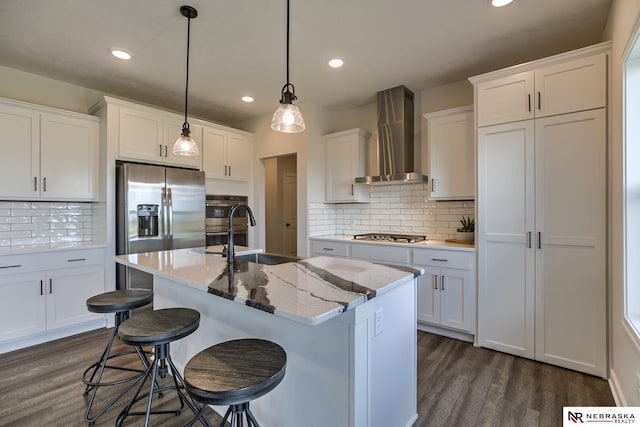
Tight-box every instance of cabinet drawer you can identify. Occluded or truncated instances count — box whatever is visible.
[311,241,349,257]
[0,248,104,275]
[412,249,473,270]
[351,244,410,265]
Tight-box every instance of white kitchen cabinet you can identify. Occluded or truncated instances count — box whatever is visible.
[477,111,606,375]
[0,98,99,201]
[324,129,370,203]
[0,248,106,353]
[423,106,474,200]
[118,105,203,169]
[202,126,251,181]
[475,52,606,127]
[310,240,349,258]
[477,120,535,359]
[0,272,46,342]
[350,244,410,265]
[414,249,475,334]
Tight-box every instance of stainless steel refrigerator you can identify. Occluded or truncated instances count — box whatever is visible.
[116,162,205,291]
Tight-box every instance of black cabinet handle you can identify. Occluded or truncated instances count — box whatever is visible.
[538,91,541,110]
[67,258,86,262]
[49,278,52,294]
[322,247,334,251]
[442,276,446,291]
[0,264,21,269]
[434,274,438,290]
[431,258,448,262]
[40,280,43,296]
[528,94,531,112]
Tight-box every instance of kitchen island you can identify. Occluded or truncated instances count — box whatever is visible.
[115,247,422,427]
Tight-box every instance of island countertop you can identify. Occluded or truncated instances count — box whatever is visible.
[115,247,423,326]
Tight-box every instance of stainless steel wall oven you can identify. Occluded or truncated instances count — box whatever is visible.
[206,194,248,246]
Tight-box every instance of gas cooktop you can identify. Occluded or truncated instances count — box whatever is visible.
[352,233,427,244]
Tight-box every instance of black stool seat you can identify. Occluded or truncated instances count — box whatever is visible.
[86,288,153,313]
[115,308,206,427]
[184,339,286,427]
[118,307,200,346]
[82,289,154,425]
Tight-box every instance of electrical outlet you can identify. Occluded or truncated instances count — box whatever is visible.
[374,308,383,336]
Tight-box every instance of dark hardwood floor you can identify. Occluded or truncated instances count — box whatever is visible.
[0,329,614,426]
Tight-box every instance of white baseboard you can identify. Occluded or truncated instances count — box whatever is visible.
[608,368,626,407]
[417,322,474,343]
[0,318,106,355]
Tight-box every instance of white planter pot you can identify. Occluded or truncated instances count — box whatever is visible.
[455,231,474,242]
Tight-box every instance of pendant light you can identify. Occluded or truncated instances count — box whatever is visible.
[271,0,305,133]
[173,5,199,156]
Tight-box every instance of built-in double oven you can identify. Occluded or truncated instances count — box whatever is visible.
[205,194,248,247]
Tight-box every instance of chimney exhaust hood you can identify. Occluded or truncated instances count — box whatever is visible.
[355,85,428,185]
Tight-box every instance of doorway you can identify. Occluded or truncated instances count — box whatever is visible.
[264,154,297,255]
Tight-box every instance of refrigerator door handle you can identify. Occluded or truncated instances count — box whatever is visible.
[167,187,174,248]
[161,187,168,249]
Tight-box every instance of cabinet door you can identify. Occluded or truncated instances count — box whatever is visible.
[476,71,534,127]
[227,133,250,181]
[416,267,439,325]
[40,113,98,200]
[477,120,535,358]
[325,136,359,202]
[439,268,473,332]
[46,265,104,330]
[534,110,606,376]
[534,54,606,118]
[0,272,46,341]
[202,127,228,179]
[428,109,474,200]
[0,103,40,199]
[118,106,164,163]
[164,118,203,169]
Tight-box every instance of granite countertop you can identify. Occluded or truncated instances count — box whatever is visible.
[115,247,423,326]
[309,234,475,252]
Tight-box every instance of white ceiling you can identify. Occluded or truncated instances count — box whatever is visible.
[0,0,612,125]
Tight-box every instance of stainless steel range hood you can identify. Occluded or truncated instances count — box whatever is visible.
[355,85,428,184]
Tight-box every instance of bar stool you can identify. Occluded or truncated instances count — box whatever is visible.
[184,338,287,427]
[115,307,206,427]
[82,288,154,425]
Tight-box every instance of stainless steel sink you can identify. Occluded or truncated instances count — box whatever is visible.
[234,252,304,265]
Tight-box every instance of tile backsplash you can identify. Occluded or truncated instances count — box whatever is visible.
[0,201,93,247]
[308,183,474,240]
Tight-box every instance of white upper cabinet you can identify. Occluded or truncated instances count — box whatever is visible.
[324,128,371,203]
[0,98,98,201]
[475,51,606,127]
[0,102,40,199]
[118,105,202,169]
[202,126,251,181]
[424,106,474,200]
[40,113,98,200]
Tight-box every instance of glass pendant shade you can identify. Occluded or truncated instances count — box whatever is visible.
[173,134,199,156]
[271,103,305,133]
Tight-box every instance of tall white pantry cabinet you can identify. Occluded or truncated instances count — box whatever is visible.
[470,42,609,377]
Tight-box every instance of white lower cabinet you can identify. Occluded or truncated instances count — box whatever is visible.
[414,249,475,335]
[0,249,105,353]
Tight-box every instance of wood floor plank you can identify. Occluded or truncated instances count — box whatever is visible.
[0,329,616,426]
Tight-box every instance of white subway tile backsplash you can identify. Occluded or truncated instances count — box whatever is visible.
[0,201,94,248]
[309,182,475,240]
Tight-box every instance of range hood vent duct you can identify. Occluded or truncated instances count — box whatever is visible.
[355,85,428,185]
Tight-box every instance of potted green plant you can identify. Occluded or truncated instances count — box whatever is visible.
[456,216,475,242]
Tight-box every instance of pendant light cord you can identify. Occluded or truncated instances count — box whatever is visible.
[184,15,191,128]
[286,0,290,86]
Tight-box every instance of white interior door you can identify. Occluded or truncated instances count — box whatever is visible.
[282,173,297,256]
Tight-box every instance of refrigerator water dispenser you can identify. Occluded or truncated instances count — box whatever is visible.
[137,204,159,237]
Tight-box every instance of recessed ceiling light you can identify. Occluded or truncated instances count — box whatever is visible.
[111,48,132,60]
[242,96,254,103]
[491,0,513,6]
[328,58,344,68]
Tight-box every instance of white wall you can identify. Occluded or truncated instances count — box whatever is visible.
[603,0,640,406]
